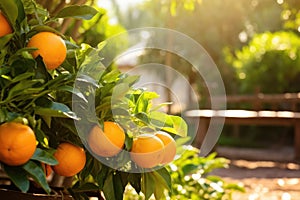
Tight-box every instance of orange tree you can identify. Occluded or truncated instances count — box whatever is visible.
[0,0,187,199]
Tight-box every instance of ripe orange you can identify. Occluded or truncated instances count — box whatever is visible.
[27,32,67,70]
[88,122,125,157]
[155,131,177,164]
[0,122,36,166]
[52,142,86,177]
[130,134,165,168]
[0,12,12,37]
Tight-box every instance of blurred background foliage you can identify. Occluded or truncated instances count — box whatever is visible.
[36,0,300,97]
[35,0,300,148]
[105,0,300,96]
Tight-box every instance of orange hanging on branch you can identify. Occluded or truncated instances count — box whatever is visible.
[0,122,36,166]
[27,32,67,70]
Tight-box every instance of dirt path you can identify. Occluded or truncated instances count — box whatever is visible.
[212,147,300,200]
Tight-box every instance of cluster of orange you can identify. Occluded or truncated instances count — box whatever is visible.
[0,12,177,179]
[0,122,86,177]
[89,122,177,169]
[0,13,83,177]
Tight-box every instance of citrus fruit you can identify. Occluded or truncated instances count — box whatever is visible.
[88,121,125,157]
[27,31,67,70]
[52,142,86,177]
[130,134,165,168]
[155,131,177,164]
[0,12,12,37]
[0,122,36,166]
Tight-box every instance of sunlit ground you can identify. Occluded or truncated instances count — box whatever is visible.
[213,147,300,200]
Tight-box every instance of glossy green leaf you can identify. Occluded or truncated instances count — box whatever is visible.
[31,148,58,165]
[3,165,29,193]
[75,74,99,88]
[102,69,120,84]
[146,168,172,199]
[103,172,124,200]
[114,83,130,97]
[7,79,44,100]
[22,161,51,194]
[128,173,141,194]
[148,111,170,128]
[134,92,149,113]
[0,108,8,123]
[55,5,98,20]
[14,0,25,24]
[0,33,13,49]
[57,85,88,103]
[35,101,79,120]
[162,115,188,137]
[119,74,139,86]
[0,0,18,25]
[182,163,199,175]
[34,127,49,146]
[141,173,156,200]
[10,72,34,83]
[27,25,65,38]
[153,168,172,191]
[94,163,109,189]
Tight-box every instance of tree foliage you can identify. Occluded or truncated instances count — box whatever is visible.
[227,31,300,93]
[109,0,291,95]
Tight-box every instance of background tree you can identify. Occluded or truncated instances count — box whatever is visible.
[108,0,291,100]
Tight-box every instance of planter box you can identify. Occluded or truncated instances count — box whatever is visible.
[0,186,73,200]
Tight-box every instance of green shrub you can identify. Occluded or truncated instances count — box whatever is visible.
[227,31,300,93]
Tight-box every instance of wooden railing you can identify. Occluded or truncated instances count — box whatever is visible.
[185,92,300,160]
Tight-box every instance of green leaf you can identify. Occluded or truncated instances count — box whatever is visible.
[0,0,18,26]
[57,85,88,103]
[141,173,156,200]
[94,163,109,189]
[128,173,141,194]
[224,183,246,192]
[162,115,188,137]
[55,5,98,20]
[27,25,65,38]
[112,83,130,101]
[153,168,172,191]
[14,0,25,24]
[182,163,199,175]
[22,161,51,194]
[102,69,120,84]
[148,111,171,128]
[34,128,49,147]
[134,92,149,113]
[3,165,29,193]
[0,108,8,123]
[35,101,79,120]
[75,74,99,88]
[149,112,188,137]
[31,148,58,165]
[0,33,13,49]
[10,72,34,83]
[119,74,140,86]
[147,168,172,199]
[72,182,99,192]
[103,172,124,200]
[7,79,44,100]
